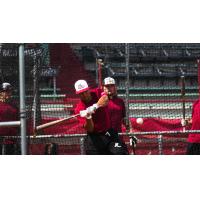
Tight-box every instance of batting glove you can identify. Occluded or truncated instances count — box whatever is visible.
[86,104,99,114]
[92,103,99,110]
[80,110,92,119]
[130,136,138,147]
[80,110,88,117]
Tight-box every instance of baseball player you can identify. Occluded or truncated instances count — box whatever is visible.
[74,79,128,155]
[102,77,136,153]
[182,99,200,154]
[102,77,128,132]
[0,82,20,154]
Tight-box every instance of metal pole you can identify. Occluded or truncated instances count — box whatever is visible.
[180,76,186,132]
[158,135,163,155]
[32,54,42,136]
[95,59,98,85]
[79,137,85,155]
[0,121,21,127]
[53,76,57,96]
[125,43,130,131]
[53,75,57,101]
[0,44,3,82]
[19,44,27,155]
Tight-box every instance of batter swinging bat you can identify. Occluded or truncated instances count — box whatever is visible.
[35,95,108,133]
[180,76,186,131]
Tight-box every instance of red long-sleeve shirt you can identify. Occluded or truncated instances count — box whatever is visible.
[0,101,18,136]
[187,99,200,143]
[107,96,125,132]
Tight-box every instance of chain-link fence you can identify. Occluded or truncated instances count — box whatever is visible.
[0,43,200,154]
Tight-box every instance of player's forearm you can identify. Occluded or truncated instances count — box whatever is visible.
[84,119,94,133]
[96,94,109,108]
[86,95,109,115]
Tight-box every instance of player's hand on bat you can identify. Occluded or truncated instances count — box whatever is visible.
[86,104,98,114]
[130,136,138,147]
[80,110,92,119]
[181,118,192,126]
[80,110,88,117]
[181,119,186,127]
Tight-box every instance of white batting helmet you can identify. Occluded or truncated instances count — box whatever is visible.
[0,82,12,92]
[103,77,115,85]
[74,80,89,94]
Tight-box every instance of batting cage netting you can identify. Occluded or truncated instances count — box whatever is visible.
[0,43,200,154]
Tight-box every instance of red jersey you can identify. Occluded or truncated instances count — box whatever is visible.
[0,101,18,136]
[107,96,125,132]
[75,88,111,133]
[187,99,200,143]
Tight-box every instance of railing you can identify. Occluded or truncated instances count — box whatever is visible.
[1,130,199,155]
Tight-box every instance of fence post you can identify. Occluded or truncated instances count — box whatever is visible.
[19,44,27,155]
[125,43,130,131]
[158,135,163,155]
[80,137,85,155]
[53,75,57,96]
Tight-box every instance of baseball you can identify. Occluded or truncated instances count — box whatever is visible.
[136,118,144,125]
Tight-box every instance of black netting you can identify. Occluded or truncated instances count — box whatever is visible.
[1,43,200,154]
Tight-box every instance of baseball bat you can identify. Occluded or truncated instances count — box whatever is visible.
[180,76,186,131]
[35,113,80,132]
[97,59,103,88]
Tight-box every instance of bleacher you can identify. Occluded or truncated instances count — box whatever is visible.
[71,43,200,60]
[71,44,199,93]
[41,44,200,121]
